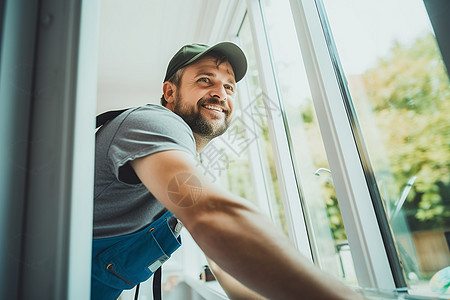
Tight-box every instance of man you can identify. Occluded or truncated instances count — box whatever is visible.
[93,42,362,299]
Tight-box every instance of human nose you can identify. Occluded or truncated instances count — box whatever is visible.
[209,83,228,101]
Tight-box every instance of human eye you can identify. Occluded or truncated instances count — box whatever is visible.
[224,84,234,94]
[197,77,210,83]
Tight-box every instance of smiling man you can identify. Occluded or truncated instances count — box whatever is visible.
[92,42,362,300]
[162,46,237,151]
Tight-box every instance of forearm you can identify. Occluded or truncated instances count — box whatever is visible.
[186,193,361,300]
[206,256,266,300]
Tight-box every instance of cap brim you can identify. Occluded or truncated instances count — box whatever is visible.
[182,42,248,83]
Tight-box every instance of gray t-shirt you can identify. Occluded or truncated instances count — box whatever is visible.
[94,104,196,238]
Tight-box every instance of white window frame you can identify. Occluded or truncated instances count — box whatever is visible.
[68,1,100,298]
[287,0,396,290]
[244,0,314,261]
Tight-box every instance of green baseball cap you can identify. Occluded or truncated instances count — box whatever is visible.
[163,42,247,83]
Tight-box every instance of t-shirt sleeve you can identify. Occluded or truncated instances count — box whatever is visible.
[107,106,196,184]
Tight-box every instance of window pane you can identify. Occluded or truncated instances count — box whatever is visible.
[260,0,358,285]
[322,0,450,296]
[233,14,289,235]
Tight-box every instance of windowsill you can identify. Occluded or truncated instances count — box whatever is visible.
[354,287,449,300]
[182,275,448,300]
[183,275,229,300]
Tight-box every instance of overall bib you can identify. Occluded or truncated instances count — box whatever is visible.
[91,210,182,300]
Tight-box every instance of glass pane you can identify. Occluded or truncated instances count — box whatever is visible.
[233,14,289,235]
[260,0,358,285]
[322,0,450,297]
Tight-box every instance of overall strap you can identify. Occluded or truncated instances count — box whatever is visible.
[153,267,162,300]
[133,267,162,300]
[134,283,140,300]
[96,108,132,129]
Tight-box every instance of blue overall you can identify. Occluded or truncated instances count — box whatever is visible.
[91,210,182,300]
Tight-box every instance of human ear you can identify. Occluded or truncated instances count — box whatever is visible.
[163,81,176,105]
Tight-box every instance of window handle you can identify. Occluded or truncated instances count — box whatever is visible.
[391,176,417,219]
[314,168,331,176]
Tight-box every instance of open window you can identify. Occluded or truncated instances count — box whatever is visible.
[1,0,448,299]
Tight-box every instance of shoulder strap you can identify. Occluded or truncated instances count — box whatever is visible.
[153,267,162,300]
[96,108,131,129]
[133,267,161,300]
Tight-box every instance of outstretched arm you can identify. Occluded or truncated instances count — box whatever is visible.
[131,150,362,300]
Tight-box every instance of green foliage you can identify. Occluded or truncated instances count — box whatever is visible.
[299,33,450,240]
[301,100,314,124]
[361,33,450,231]
[364,35,450,114]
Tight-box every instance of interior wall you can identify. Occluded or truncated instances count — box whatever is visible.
[96,0,225,113]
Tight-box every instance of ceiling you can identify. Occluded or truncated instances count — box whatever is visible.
[96,0,244,113]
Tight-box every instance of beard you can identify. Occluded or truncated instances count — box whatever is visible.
[173,93,231,139]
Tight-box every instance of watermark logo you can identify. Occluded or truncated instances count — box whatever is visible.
[241,91,282,129]
[221,116,258,156]
[167,173,202,207]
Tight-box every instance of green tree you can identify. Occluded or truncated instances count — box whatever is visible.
[361,33,450,230]
[300,33,450,240]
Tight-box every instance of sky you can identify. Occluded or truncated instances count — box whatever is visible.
[322,0,432,74]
